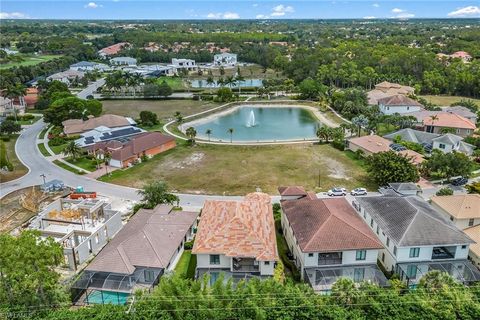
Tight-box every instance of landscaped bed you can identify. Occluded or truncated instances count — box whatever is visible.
[37,143,50,157]
[99,143,376,195]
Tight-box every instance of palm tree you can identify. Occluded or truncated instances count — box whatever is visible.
[429,115,439,133]
[224,76,235,89]
[185,126,197,144]
[63,141,82,161]
[174,111,183,123]
[205,129,212,141]
[206,76,215,93]
[3,83,27,122]
[104,152,111,176]
[235,73,245,94]
[316,126,329,143]
[228,128,234,143]
[216,77,225,88]
[351,115,369,137]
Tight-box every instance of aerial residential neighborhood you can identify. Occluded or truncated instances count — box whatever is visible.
[0,1,480,319]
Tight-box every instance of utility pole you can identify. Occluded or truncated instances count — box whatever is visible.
[317,169,321,188]
[40,174,46,185]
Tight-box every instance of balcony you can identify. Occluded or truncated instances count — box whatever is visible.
[232,257,259,273]
[432,246,456,260]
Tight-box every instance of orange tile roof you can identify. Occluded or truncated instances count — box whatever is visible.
[281,197,383,252]
[423,113,476,130]
[398,149,425,166]
[431,194,480,220]
[463,225,480,258]
[348,135,391,154]
[278,186,307,197]
[99,42,129,56]
[192,193,278,261]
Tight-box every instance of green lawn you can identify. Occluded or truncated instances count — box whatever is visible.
[138,123,164,132]
[376,123,398,136]
[101,99,221,122]
[0,54,63,70]
[15,116,41,126]
[52,160,86,175]
[99,143,376,195]
[419,95,480,107]
[65,157,98,172]
[39,127,49,139]
[48,142,68,155]
[174,250,196,279]
[0,135,28,183]
[156,77,186,91]
[37,143,50,157]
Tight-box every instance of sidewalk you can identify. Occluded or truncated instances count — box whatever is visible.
[85,165,119,179]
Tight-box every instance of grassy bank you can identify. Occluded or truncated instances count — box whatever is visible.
[99,143,375,195]
[0,135,28,183]
[419,95,480,106]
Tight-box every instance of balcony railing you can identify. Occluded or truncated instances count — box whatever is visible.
[232,257,259,273]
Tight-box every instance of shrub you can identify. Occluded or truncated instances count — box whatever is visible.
[184,240,194,250]
[22,114,35,120]
[436,187,454,196]
[49,137,66,146]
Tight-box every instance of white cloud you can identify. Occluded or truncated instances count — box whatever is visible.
[448,6,480,17]
[363,16,376,19]
[271,4,294,17]
[392,8,404,14]
[372,3,379,8]
[0,12,30,19]
[85,2,101,9]
[256,14,269,19]
[252,3,258,7]
[207,12,239,19]
[391,8,414,19]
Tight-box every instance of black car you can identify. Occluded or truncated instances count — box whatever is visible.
[451,177,468,186]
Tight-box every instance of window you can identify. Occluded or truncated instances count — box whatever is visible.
[265,261,270,265]
[450,217,454,221]
[406,265,417,279]
[462,245,467,249]
[209,254,220,265]
[409,247,420,258]
[376,225,380,234]
[144,270,155,282]
[370,218,374,227]
[382,252,385,262]
[393,246,397,256]
[386,238,390,247]
[439,143,446,149]
[363,211,366,219]
[356,250,367,261]
[407,106,410,110]
[308,253,314,257]
[468,218,474,227]
[95,234,99,244]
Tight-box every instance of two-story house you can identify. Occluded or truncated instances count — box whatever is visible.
[353,195,480,287]
[378,95,423,115]
[431,194,480,230]
[280,193,388,292]
[192,193,278,285]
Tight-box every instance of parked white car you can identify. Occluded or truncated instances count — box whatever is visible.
[327,188,347,196]
[350,188,367,196]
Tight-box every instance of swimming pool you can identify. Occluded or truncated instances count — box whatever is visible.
[85,290,130,305]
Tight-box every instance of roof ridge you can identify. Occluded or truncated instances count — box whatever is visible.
[141,229,165,267]
[332,210,383,245]
[116,246,133,273]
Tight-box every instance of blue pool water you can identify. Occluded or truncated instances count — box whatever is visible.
[85,290,130,305]
[190,78,263,88]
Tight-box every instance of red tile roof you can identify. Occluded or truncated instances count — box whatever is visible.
[348,135,391,154]
[110,132,175,162]
[423,113,476,130]
[192,193,278,261]
[377,94,423,107]
[281,197,383,252]
[278,186,307,197]
[99,42,130,56]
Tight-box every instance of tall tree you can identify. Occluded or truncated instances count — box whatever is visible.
[366,151,420,185]
[137,181,179,209]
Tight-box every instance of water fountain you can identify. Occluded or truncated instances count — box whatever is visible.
[246,110,256,127]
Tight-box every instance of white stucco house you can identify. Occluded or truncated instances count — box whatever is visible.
[431,133,475,155]
[110,56,137,66]
[281,192,388,292]
[171,58,197,71]
[431,194,480,230]
[378,94,424,115]
[192,193,278,285]
[214,53,237,66]
[353,195,480,287]
[70,61,110,72]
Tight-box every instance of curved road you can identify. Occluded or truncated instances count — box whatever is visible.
[0,120,249,207]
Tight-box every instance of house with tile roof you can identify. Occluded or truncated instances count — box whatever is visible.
[431,133,475,155]
[378,94,424,115]
[423,113,476,137]
[280,192,387,292]
[63,114,137,136]
[367,81,415,105]
[431,194,480,230]
[353,195,479,286]
[72,205,198,305]
[192,193,278,284]
[347,135,391,156]
[98,42,130,58]
[278,186,308,200]
[463,225,480,269]
[75,126,145,148]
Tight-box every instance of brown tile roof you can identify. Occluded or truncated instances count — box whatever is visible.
[86,205,198,274]
[348,135,391,154]
[99,42,130,56]
[281,197,383,252]
[62,114,134,135]
[431,194,480,220]
[463,225,480,258]
[398,149,425,166]
[278,186,307,197]
[192,193,278,261]
[423,113,476,130]
[110,132,175,162]
[377,94,423,107]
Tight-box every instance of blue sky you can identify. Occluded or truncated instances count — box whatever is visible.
[1,1,479,20]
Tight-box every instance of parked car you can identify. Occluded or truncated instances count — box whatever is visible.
[450,177,468,186]
[327,187,347,196]
[351,188,367,196]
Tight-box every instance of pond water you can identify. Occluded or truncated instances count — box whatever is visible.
[190,79,263,88]
[191,105,322,142]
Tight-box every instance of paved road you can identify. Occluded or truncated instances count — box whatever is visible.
[0,120,247,207]
[77,78,106,99]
